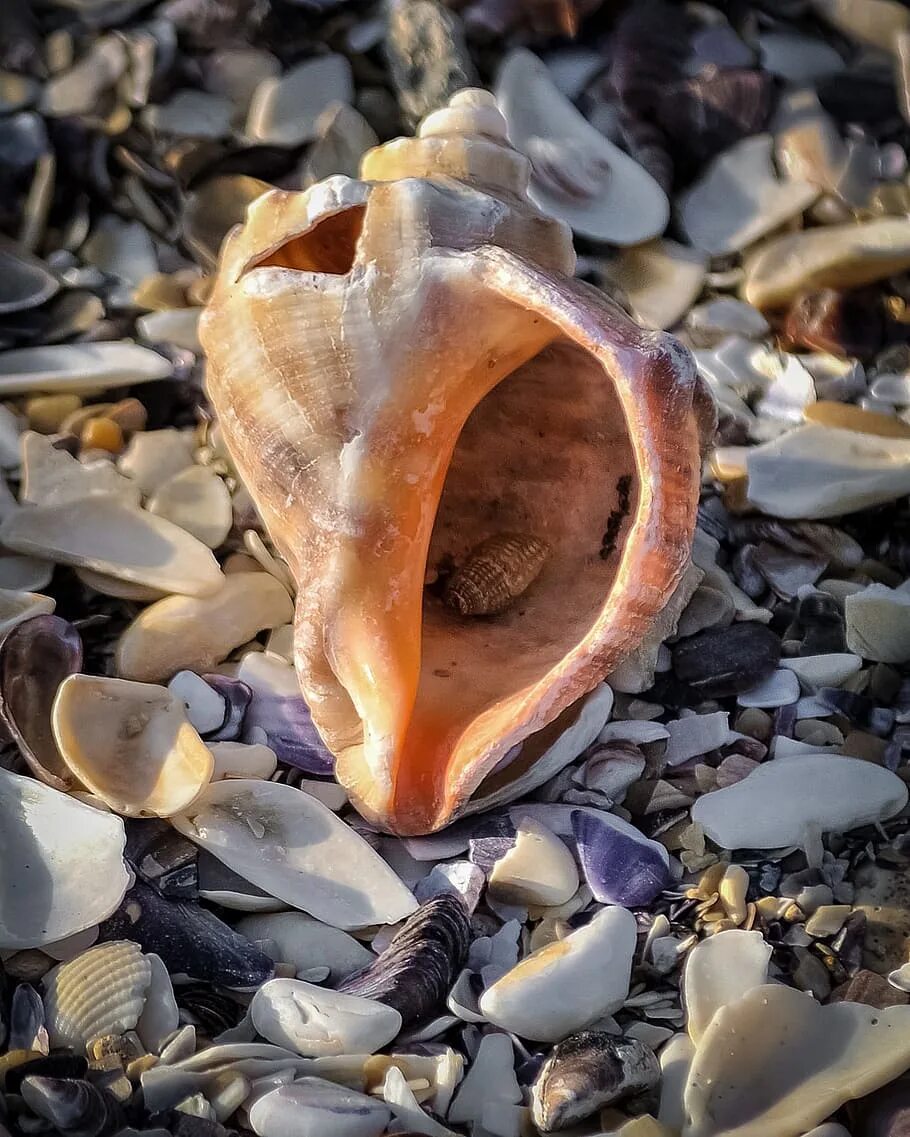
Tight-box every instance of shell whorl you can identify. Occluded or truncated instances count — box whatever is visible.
[361,88,532,200]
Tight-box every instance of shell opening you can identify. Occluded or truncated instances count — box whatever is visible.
[248,206,367,276]
[392,333,640,827]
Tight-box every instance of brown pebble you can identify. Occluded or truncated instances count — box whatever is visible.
[841,730,888,764]
[107,398,148,435]
[25,394,82,434]
[829,968,909,1009]
[806,401,910,440]
[81,417,124,454]
[443,533,549,616]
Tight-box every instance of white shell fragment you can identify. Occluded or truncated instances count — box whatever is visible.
[683,930,772,1043]
[115,573,293,682]
[0,587,55,636]
[496,49,669,244]
[448,1031,521,1129]
[0,496,224,597]
[246,55,354,147]
[249,1078,391,1137]
[680,135,819,256]
[250,978,402,1056]
[605,239,708,331]
[692,754,908,852]
[684,984,910,1137]
[845,583,910,663]
[0,342,171,394]
[0,768,130,949]
[207,741,278,781]
[20,431,140,508]
[118,428,195,495]
[171,779,418,929]
[52,674,214,817]
[746,425,910,519]
[43,940,152,1051]
[137,953,180,1053]
[236,912,374,981]
[779,653,862,689]
[664,712,730,767]
[479,905,636,1041]
[487,815,578,907]
[148,464,233,548]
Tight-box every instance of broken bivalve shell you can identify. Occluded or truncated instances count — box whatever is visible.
[0,496,224,598]
[682,929,772,1044]
[115,574,293,684]
[20,1076,123,1137]
[338,894,470,1025]
[479,905,636,1042]
[0,342,171,396]
[201,87,708,835]
[249,1078,391,1137]
[147,465,233,549]
[496,50,669,244]
[52,675,214,818]
[20,431,139,509]
[487,815,578,907]
[0,613,82,791]
[250,979,402,1057]
[0,768,130,950]
[42,940,151,1051]
[235,912,374,983]
[171,779,418,929]
[531,1031,661,1131]
[571,808,670,907]
[604,239,708,332]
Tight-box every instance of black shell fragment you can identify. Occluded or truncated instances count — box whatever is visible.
[96,881,273,987]
[20,1076,123,1137]
[338,894,470,1026]
[124,819,198,900]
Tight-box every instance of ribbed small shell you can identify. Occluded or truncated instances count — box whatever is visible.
[444,533,549,616]
[43,941,151,1051]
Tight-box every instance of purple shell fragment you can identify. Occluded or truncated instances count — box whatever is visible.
[243,689,335,774]
[571,809,670,908]
[201,674,252,741]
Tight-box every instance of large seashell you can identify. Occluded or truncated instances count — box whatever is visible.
[0,614,82,790]
[0,768,130,950]
[42,941,151,1051]
[201,88,710,834]
[338,894,470,1025]
[52,675,214,817]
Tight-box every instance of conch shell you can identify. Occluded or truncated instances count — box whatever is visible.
[201,89,712,834]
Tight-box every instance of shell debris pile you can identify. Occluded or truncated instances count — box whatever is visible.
[0,3,909,1137]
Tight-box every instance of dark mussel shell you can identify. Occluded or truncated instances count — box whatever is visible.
[339,894,470,1026]
[124,819,199,900]
[0,614,83,790]
[20,1076,123,1137]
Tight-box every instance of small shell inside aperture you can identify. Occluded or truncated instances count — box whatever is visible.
[443,533,549,616]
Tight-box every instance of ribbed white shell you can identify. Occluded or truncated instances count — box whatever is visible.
[43,940,152,1050]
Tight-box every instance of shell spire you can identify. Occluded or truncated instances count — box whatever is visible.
[201,89,710,834]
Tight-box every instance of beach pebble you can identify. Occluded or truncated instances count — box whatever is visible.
[479,906,636,1041]
[664,711,731,766]
[780,654,862,690]
[672,623,781,697]
[115,573,293,683]
[487,816,578,907]
[685,298,769,346]
[845,584,910,664]
[737,668,800,708]
[692,754,908,855]
[250,978,401,1056]
[572,809,670,907]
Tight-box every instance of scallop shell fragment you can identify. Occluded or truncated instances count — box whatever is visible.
[0,769,130,950]
[171,778,418,929]
[0,496,224,598]
[496,49,669,244]
[52,674,214,818]
[42,940,151,1051]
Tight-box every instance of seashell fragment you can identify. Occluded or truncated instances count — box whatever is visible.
[115,575,293,683]
[845,584,910,664]
[0,238,58,314]
[443,533,548,616]
[743,219,910,309]
[147,465,232,549]
[0,497,224,598]
[682,930,772,1044]
[21,1076,123,1137]
[118,429,194,496]
[0,768,130,950]
[201,89,708,834]
[496,50,669,244]
[571,808,669,907]
[684,984,910,1137]
[339,894,469,1024]
[250,979,402,1056]
[531,1031,660,1131]
[479,905,636,1041]
[235,912,374,982]
[171,779,418,928]
[42,941,151,1051]
[605,239,708,332]
[679,135,819,257]
[52,674,214,818]
[0,614,82,790]
[249,1078,391,1137]
[691,754,908,856]
[20,431,139,508]
[0,342,170,395]
[245,55,354,148]
[0,588,54,640]
[487,815,578,906]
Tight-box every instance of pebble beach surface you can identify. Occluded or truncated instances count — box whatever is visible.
[1,2,910,1137]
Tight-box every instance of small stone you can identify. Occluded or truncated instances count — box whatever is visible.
[672,623,781,697]
[147,465,233,549]
[806,905,851,937]
[753,543,827,599]
[26,395,81,434]
[781,654,862,690]
[831,969,910,1009]
[143,91,234,139]
[487,816,578,908]
[81,418,124,455]
[845,584,910,664]
[663,711,731,766]
[118,429,195,496]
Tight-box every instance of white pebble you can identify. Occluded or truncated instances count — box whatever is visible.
[781,654,862,690]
